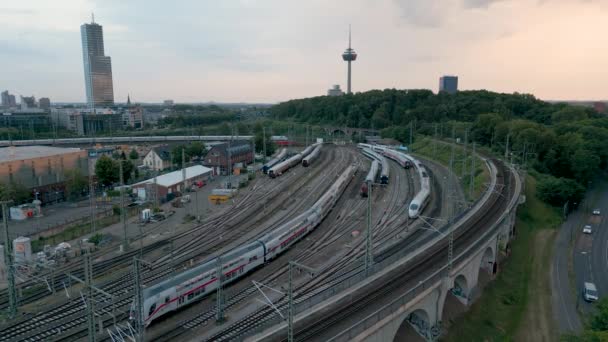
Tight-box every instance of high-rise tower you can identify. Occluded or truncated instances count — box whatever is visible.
[341,26,357,94]
[81,15,114,108]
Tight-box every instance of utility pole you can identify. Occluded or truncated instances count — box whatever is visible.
[84,253,96,342]
[469,142,476,201]
[215,256,225,324]
[448,127,456,274]
[182,148,188,217]
[88,159,96,235]
[365,180,373,276]
[288,261,316,342]
[1,200,16,318]
[119,161,128,252]
[462,127,468,179]
[227,126,233,188]
[409,121,413,151]
[504,133,510,160]
[132,257,146,342]
[263,126,267,164]
[433,123,438,158]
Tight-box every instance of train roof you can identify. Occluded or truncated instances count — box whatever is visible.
[143,242,262,298]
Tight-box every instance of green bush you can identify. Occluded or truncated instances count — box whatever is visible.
[536,175,585,207]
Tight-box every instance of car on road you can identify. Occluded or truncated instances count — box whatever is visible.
[583,225,593,234]
[583,282,599,302]
[593,208,601,215]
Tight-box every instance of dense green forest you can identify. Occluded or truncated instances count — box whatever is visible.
[271,89,608,207]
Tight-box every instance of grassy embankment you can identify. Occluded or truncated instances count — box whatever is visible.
[410,136,488,202]
[442,174,562,341]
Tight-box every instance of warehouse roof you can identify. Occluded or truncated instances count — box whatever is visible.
[134,165,212,188]
[0,145,83,163]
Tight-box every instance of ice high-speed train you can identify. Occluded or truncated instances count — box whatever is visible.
[302,144,322,167]
[357,143,430,218]
[262,148,287,174]
[268,143,320,178]
[131,164,356,326]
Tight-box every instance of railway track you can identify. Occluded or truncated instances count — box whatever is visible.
[0,145,355,342]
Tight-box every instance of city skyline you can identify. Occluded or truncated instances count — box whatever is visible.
[1,0,608,103]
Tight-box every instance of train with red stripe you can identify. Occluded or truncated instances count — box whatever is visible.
[131,164,356,326]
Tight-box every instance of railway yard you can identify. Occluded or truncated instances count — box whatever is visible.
[0,141,518,342]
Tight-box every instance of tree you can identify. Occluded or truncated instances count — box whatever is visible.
[172,145,191,166]
[254,130,275,156]
[95,155,119,186]
[187,141,205,160]
[65,169,88,201]
[129,149,139,160]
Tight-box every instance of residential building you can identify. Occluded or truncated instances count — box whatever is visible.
[131,165,212,202]
[439,75,458,94]
[81,18,114,108]
[142,146,172,171]
[327,85,344,97]
[20,96,36,109]
[204,140,253,175]
[38,97,51,110]
[0,146,89,204]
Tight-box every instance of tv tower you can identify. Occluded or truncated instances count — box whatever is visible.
[342,25,357,94]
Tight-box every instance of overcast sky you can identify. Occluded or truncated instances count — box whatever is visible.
[1,0,607,103]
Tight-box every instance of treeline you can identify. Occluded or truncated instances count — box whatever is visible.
[271,89,607,207]
[159,105,236,128]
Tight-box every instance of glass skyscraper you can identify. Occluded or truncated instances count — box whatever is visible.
[81,20,114,108]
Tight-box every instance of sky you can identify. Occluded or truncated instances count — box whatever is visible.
[1,0,607,103]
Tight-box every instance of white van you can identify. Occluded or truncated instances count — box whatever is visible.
[583,282,599,302]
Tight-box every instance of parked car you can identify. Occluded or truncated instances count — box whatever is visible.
[583,225,593,234]
[583,282,599,302]
[592,208,601,215]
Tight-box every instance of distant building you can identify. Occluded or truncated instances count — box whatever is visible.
[0,146,89,204]
[38,97,51,110]
[123,96,144,129]
[8,95,16,107]
[81,18,114,108]
[131,165,212,202]
[1,91,10,107]
[20,96,36,109]
[80,112,122,136]
[439,76,458,94]
[142,146,172,171]
[163,100,174,106]
[204,140,253,175]
[327,85,344,97]
[0,110,51,132]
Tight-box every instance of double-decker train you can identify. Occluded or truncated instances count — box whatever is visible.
[131,164,356,326]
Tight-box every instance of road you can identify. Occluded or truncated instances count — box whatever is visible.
[552,179,608,334]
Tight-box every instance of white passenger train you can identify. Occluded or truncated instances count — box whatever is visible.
[357,143,430,218]
[268,144,317,178]
[131,165,357,326]
[262,148,288,174]
[302,144,322,167]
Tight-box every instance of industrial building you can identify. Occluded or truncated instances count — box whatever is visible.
[439,75,459,94]
[132,165,212,202]
[203,140,253,175]
[0,146,89,203]
[327,85,344,97]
